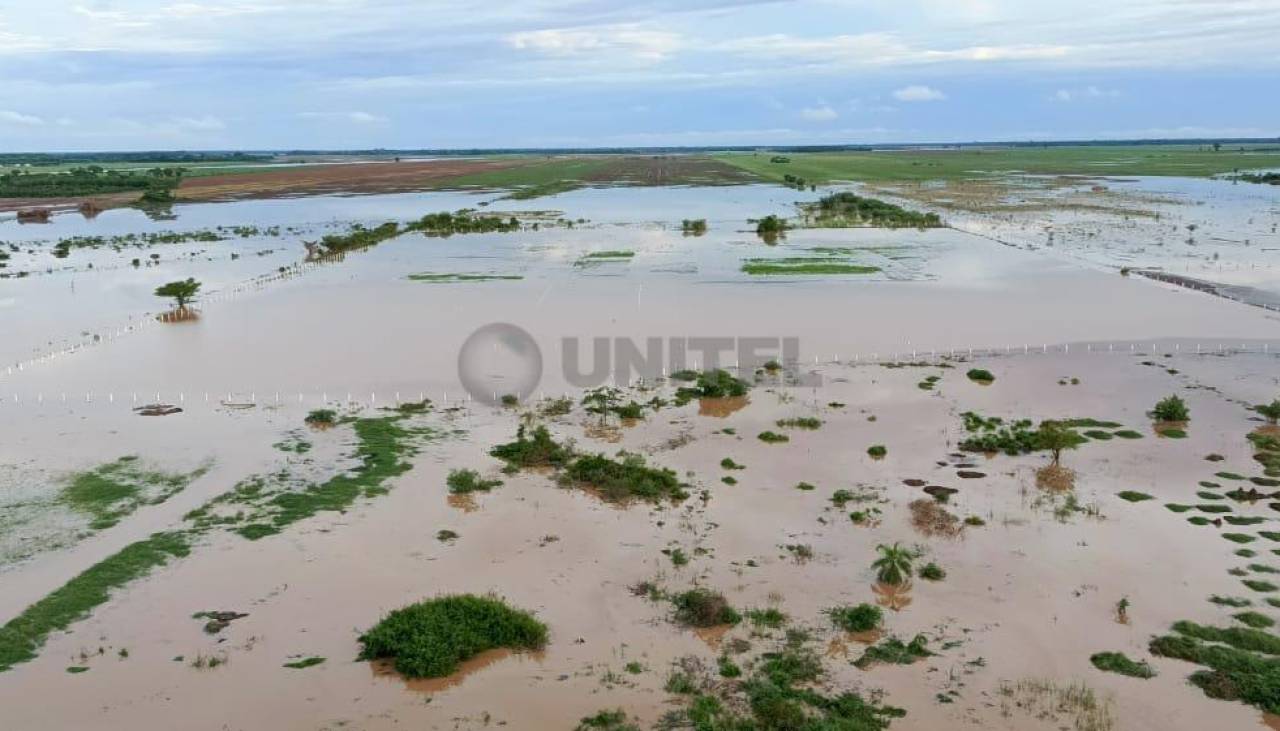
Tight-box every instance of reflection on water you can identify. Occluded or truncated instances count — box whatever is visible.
[370,647,545,694]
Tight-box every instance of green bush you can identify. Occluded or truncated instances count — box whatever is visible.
[1090,651,1156,678]
[827,603,882,633]
[489,425,571,469]
[1152,395,1190,422]
[562,452,686,503]
[446,468,502,494]
[966,368,995,384]
[356,594,547,678]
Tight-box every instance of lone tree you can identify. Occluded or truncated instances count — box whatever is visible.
[1257,399,1280,425]
[155,278,200,309]
[1036,420,1082,466]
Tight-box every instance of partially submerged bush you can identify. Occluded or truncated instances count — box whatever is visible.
[866,444,887,458]
[563,452,687,503]
[854,634,932,669]
[671,589,741,628]
[489,425,572,469]
[757,431,789,444]
[827,603,882,633]
[305,409,337,427]
[919,562,946,581]
[674,369,749,404]
[1151,395,1190,422]
[966,368,995,385]
[357,594,547,678]
[446,468,503,494]
[575,709,640,731]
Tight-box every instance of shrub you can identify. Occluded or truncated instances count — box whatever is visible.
[827,603,882,633]
[305,409,337,426]
[775,417,822,430]
[446,468,502,494]
[671,589,741,628]
[1152,395,1190,422]
[966,368,995,384]
[919,562,946,581]
[575,709,640,731]
[746,608,787,629]
[563,452,686,503]
[674,369,748,404]
[757,431,789,444]
[867,444,887,458]
[854,635,932,669]
[489,425,571,469]
[356,594,547,678]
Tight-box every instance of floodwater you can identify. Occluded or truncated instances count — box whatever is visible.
[1,180,1279,730]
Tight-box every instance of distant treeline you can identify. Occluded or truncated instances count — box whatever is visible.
[0,152,269,166]
[0,166,183,198]
[314,210,521,255]
[809,192,942,229]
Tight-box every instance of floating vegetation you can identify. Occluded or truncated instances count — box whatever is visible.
[1089,651,1156,679]
[407,272,523,283]
[741,257,879,276]
[357,594,547,678]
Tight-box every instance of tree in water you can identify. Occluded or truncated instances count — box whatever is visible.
[155,278,201,310]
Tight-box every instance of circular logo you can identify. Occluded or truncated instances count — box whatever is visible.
[457,323,542,405]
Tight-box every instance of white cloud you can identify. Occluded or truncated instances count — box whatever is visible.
[1051,85,1119,102]
[173,115,225,131]
[506,25,681,62]
[0,109,44,125]
[892,85,946,102]
[800,104,838,121]
[300,111,387,124]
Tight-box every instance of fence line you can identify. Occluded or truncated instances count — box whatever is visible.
[3,338,1276,410]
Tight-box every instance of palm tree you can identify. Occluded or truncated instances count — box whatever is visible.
[872,543,914,586]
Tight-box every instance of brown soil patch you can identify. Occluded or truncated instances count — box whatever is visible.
[699,396,749,418]
[583,422,623,443]
[176,158,522,203]
[909,498,963,537]
[1036,464,1076,491]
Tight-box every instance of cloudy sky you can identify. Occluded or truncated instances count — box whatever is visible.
[1,0,1278,150]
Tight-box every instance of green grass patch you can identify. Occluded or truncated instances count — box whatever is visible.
[745,608,787,629]
[562,452,687,503]
[1224,533,1257,544]
[407,272,523,283]
[741,257,880,276]
[356,594,547,678]
[757,431,789,444]
[966,368,995,385]
[775,417,822,430]
[1233,612,1275,629]
[0,531,190,673]
[867,444,887,458]
[1114,430,1144,439]
[1090,651,1156,678]
[61,456,209,531]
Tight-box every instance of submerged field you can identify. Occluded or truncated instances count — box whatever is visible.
[1,150,1280,730]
